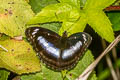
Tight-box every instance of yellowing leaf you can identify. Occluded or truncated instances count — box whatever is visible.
[0,0,34,37]
[0,39,41,74]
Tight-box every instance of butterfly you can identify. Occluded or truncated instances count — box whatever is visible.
[25,27,92,71]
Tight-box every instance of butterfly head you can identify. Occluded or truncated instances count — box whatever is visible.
[62,31,68,37]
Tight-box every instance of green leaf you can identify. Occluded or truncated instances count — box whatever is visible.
[98,68,110,80]
[28,0,115,42]
[83,0,115,42]
[80,0,87,7]
[21,72,44,80]
[98,58,120,80]
[59,21,74,35]
[41,65,63,80]
[58,0,81,8]
[0,0,34,37]
[21,50,97,80]
[86,10,114,42]
[28,3,80,24]
[29,0,58,13]
[113,0,120,5]
[0,39,41,74]
[40,22,61,33]
[0,69,10,80]
[84,0,116,10]
[59,14,87,36]
[21,65,63,80]
[107,12,120,31]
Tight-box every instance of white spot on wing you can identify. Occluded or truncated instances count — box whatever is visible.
[91,37,92,40]
[32,35,36,38]
[82,34,87,43]
[32,28,39,35]
[74,37,77,39]
[48,33,50,36]
[32,31,37,35]
[34,28,39,32]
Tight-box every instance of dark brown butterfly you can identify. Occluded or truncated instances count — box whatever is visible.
[25,27,92,71]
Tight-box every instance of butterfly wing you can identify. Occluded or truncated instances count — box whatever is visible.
[61,32,92,70]
[26,27,92,71]
[25,27,62,69]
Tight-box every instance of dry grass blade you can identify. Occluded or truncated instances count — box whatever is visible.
[76,35,120,80]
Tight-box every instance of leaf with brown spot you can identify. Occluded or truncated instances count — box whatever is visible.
[0,39,41,74]
[0,0,34,37]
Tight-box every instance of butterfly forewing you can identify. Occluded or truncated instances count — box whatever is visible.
[60,32,92,69]
[25,27,61,65]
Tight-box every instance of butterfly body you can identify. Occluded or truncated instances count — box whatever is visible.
[25,27,92,71]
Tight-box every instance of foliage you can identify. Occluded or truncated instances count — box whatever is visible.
[28,0,115,42]
[107,12,120,31]
[0,69,10,80]
[0,0,119,80]
[29,0,58,13]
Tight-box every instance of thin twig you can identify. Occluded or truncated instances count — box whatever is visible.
[112,47,120,79]
[76,35,120,80]
[106,55,118,80]
[102,39,118,80]
[112,47,117,62]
